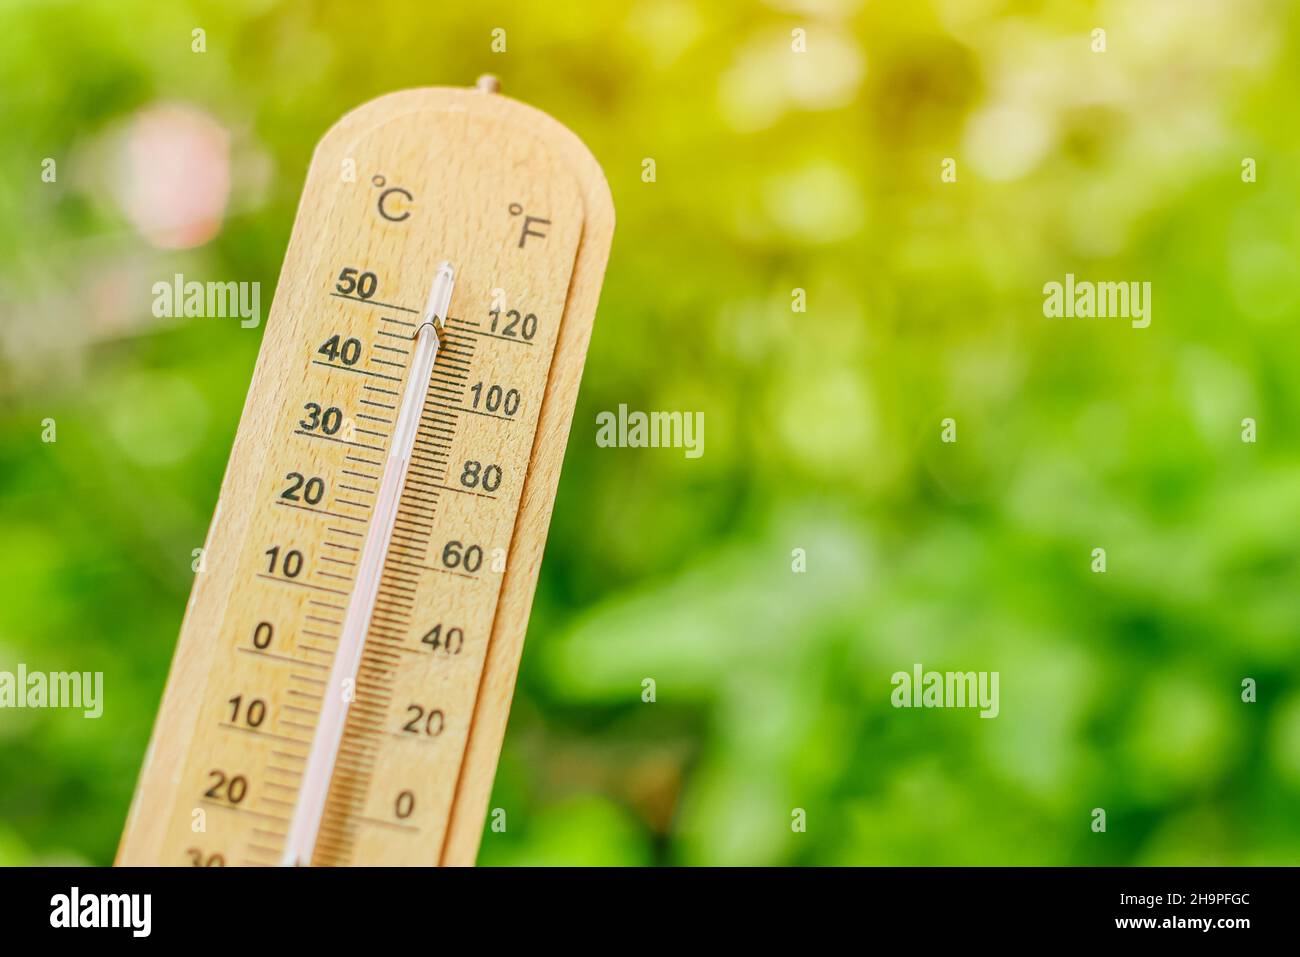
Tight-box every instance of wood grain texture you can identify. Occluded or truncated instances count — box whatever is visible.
[117,86,613,866]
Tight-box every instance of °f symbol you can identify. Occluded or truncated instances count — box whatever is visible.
[510,203,550,248]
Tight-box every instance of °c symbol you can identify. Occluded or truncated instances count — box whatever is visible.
[510,203,550,248]
[374,175,412,222]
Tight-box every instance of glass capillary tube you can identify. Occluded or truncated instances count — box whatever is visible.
[281,261,456,867]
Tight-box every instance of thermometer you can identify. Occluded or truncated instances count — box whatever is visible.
[117,78,614,866]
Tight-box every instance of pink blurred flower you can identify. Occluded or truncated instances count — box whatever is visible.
[113,102,230,249]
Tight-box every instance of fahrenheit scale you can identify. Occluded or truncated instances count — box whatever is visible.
[117,80,614,866]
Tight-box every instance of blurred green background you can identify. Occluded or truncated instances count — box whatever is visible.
[2,0,1300,866]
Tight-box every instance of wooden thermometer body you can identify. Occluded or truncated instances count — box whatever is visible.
[118,87,614,866]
